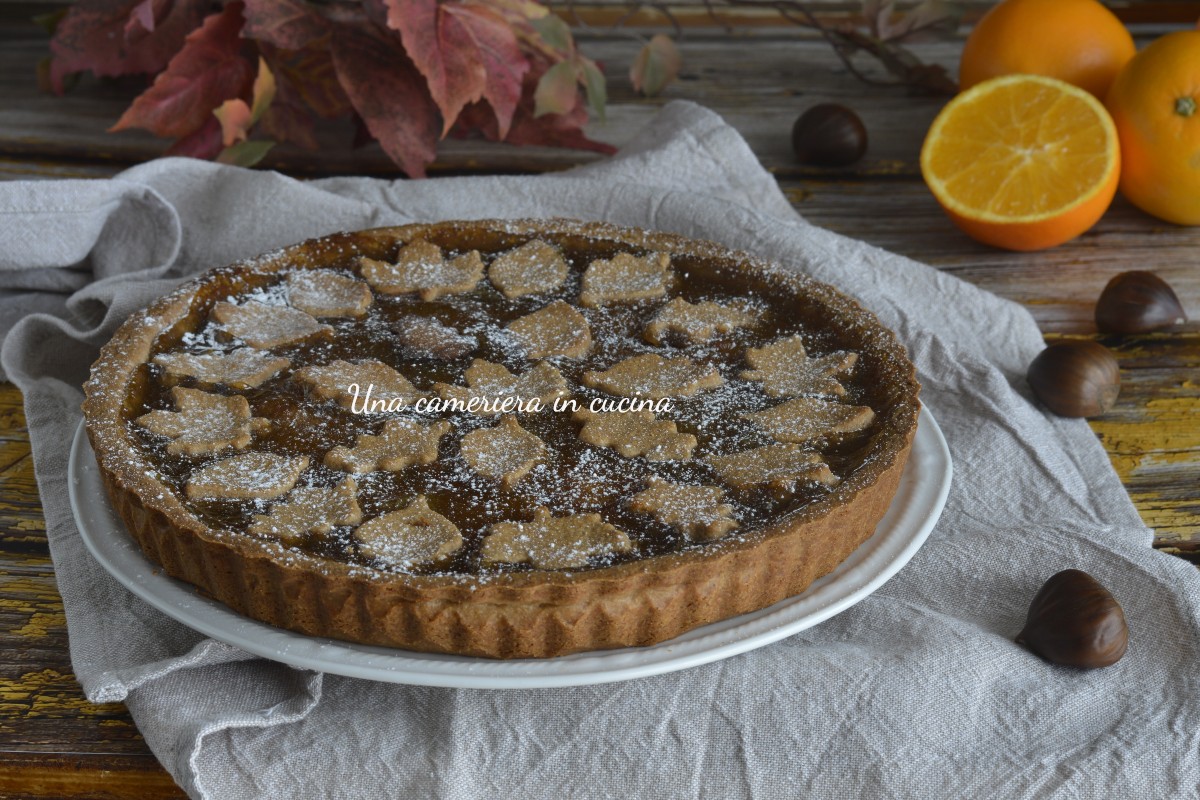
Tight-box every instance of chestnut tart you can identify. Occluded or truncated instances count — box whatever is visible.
[82,219,920,659]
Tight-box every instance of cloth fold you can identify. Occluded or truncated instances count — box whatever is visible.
[3,101,1198,799]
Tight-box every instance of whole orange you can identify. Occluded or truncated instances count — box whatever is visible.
[1105,31,1200,225]
[960,0,1135,98]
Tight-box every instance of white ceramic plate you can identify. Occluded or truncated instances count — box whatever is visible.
[69,407,951,689]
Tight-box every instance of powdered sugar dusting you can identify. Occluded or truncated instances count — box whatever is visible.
[119,222,908,582]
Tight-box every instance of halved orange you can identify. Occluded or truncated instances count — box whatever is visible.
[920,74,1120,251]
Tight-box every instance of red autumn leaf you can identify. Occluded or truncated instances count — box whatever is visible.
[357,0,390,29]
[49,0,208,93]
[265,40,351,119]
[386,0,527,138]
[165,114,223,159]
[257,42,341,150]
[330,23,441,177]
[444,3,527,138]
[386,0,471,133]
[260,93,319,150]
[125,0,156,35]
[456,61,613,155]
[242,0,328,50]
[504,97,613,153]
[111,2,255,139]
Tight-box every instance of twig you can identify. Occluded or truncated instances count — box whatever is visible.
[602,0,960,95]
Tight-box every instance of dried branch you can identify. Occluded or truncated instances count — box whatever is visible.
[683,0,960,95]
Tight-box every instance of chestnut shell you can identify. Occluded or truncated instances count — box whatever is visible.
[1016,569,1128,669]
[1027,340,1120,418]
[791,104,868,167]
[1095,271,1187,334]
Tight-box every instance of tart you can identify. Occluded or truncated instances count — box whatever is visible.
[82,219,920,659]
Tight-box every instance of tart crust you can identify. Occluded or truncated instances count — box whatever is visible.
[82,219,920,659]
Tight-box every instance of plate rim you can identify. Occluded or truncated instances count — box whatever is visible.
[68,407,951,689]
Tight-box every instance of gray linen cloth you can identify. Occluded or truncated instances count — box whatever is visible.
[3,101,1199,799]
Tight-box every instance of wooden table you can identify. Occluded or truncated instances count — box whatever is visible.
[1,3,1198,797]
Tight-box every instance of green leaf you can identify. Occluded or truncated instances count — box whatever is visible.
[629,34,681,97]
[217,139,275,167]
[579,58,606,122]
[530,15,572,53]
[533,60,578,118]
[32,8,67,35]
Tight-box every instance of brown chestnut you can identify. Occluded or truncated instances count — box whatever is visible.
[1027,340,1119,418]
[1095,271,1187,334]
[1016,569,1128,669]
[792,104,868,167]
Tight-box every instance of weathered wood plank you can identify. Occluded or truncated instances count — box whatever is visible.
[0,157,123,181]
[0,384,168,790]
[0,21,1183,178]
[0,753,185,800]
[780,181,1200,334]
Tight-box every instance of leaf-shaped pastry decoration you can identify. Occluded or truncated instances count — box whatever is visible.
[393,316,476,361]
[579,251,673,307]
[582,353,722,399]
[643,298,759,345]
[135,386,269,456]
[186,452,310,501]
[357,240,484,300]
[285,270,373,318]
[573,408,696,461]
[488,239,569,298]
[505,300,592,359]
[703,444,837,499]
[434,359,569,414]
[460,416,547,487]
[212,300,330,349]
[481,507,632,570]
[740,335,857,398]
[324,418,451,474]
[293,360,426,412]
[153,348,289,390]
[628,476,738,541]
[248,477,362,544]
[354,496,463,568]
[742,396,874,444]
